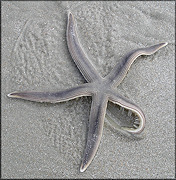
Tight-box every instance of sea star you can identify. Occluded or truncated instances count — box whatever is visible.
[8,12,167,172]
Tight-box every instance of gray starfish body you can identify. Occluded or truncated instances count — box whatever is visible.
[8,12,167,172]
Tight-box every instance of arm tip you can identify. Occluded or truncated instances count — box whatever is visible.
[7,91,24,98]
[161,42,168,47]
[80,164,86,173]
[67,11,73,19]
[7,92,15,98]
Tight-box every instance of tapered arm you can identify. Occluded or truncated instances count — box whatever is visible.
[7,84,92,103]
[107,43,168,87]
[108,90,145,134]
[67,12,102,83]
[80,94,108,172]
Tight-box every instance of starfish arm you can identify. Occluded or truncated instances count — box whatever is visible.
[108,90,145,134]
[80,94,108,172]
[7,84,92,103]
[107,42,168,87]
[67,12,102,82]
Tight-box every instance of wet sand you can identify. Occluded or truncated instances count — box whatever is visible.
[2,1,175,178]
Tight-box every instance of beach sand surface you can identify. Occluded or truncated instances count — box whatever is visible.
[2,1,175,178]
